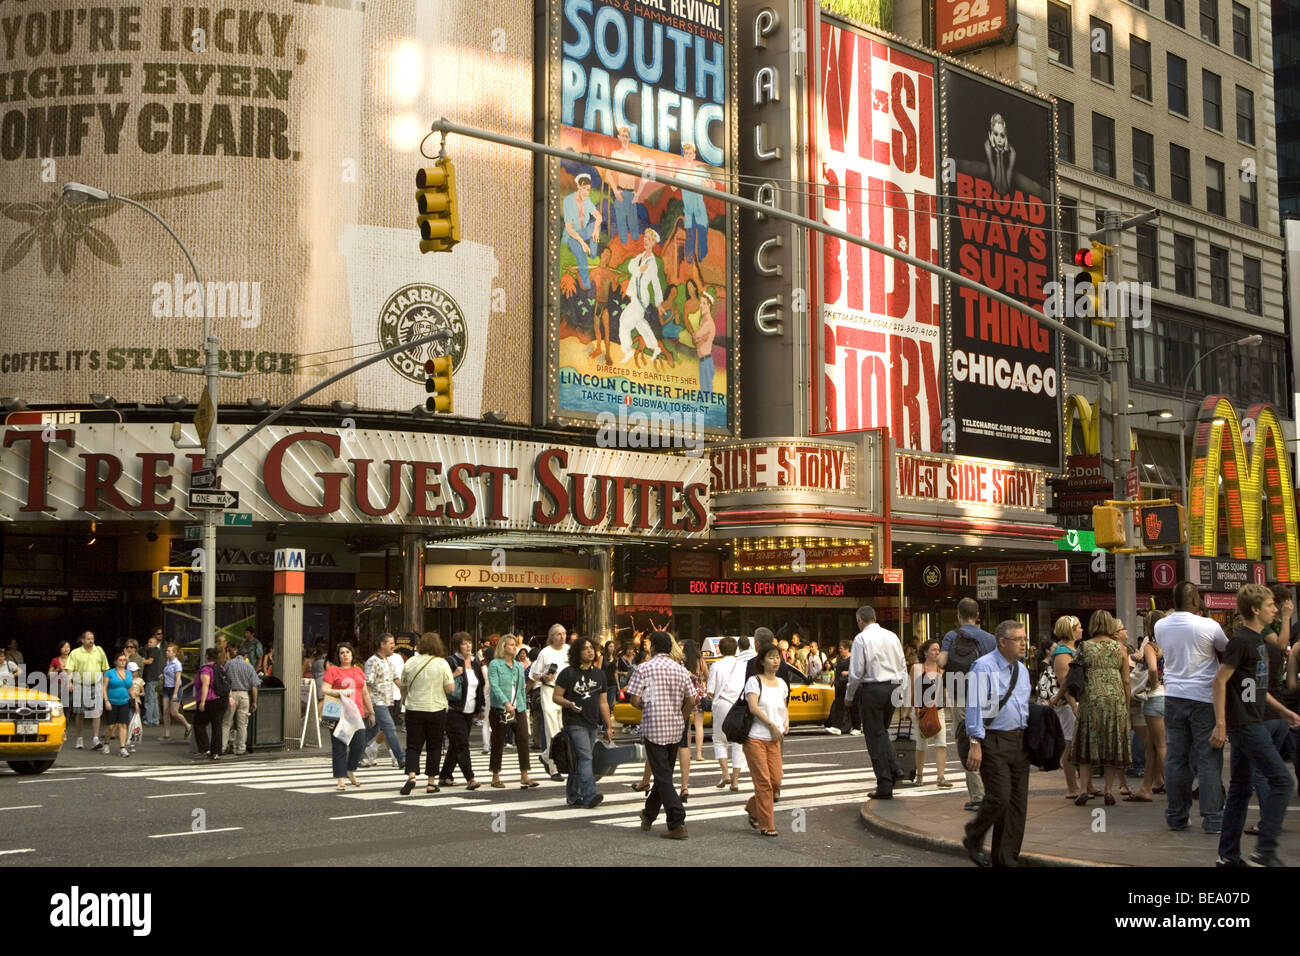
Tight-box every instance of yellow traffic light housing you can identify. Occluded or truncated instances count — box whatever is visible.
[1092,505,1127,549]
[153,568,190,601]
[425,356,453,413]
[1073,242,1108,321]
[417,158,460,253]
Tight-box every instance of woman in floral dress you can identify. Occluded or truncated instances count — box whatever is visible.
[1071,610,1131,806]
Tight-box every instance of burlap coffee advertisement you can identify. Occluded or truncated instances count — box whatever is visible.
[0,0,534,420]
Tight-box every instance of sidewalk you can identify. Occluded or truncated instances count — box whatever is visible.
[860,769,1300,866]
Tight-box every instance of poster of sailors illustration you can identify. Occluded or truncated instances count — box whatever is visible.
[542,0,737,437]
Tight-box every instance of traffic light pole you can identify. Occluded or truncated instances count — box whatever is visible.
[1102,210,1138,629]
[427,119,1108,359]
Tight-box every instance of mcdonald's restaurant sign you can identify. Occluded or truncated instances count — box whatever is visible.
[1188,396,1299,581]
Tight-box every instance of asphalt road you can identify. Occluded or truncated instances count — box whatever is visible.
[1,729,959,867]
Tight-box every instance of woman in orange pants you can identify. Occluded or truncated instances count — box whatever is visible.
[743,645,790,837]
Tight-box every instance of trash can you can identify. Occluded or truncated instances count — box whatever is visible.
[247,685,284,751]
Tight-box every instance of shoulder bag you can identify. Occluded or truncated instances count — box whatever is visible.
[721,677,761,744]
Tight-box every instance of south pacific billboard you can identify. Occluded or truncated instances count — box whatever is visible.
[940,67,1061,469]
[0,0,535,420]
[540,0,737,436]
[816,19,942,451]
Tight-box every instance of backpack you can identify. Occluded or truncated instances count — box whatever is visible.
[210,663,231,700]
[945,626,983,675]
[548,726,577,775]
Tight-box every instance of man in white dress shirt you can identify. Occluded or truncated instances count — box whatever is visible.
[617,228,665,364]
[844,605,910,799]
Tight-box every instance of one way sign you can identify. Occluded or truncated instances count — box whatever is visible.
[188,489,240,510]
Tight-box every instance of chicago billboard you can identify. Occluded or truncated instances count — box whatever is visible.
[539,0,737,436]
[940,67,1060,469]
[0,1,534,419]
[816,19,941,449]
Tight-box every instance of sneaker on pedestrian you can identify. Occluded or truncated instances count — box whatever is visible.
[963,800,983,812]
[586,794,604,809]
[1250,850,1286,867]
[75,737,84,749]
[119,748,129,758]
[826,727,842,736]
[101,743,112,755]
[90,736,100,748]
[184,726,192,740]
[848,729,863,736]
[391,755,402,769]
[1216,856,1248,867]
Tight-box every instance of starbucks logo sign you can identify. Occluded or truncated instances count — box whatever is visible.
[378,283,467,384]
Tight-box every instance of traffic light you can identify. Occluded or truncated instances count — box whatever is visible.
[424,356,453,413]
[416,158,460,253]
[1073,243,1106,318]
[1092,505,1127,548]
[1141,504,1187,548]
[152,569,190,601]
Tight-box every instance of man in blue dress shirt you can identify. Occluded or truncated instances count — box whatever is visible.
[962,620,1031,867]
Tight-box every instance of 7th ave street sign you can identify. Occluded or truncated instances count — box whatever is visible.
[188,489,240,510]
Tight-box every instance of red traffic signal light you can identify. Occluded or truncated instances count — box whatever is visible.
[1074,247,1096,268]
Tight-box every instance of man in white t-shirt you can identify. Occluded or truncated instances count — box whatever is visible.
[529,624,569,777]
[1155,581,1229,834]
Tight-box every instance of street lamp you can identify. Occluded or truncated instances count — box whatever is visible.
[63,181,222,660]
[1177,333,1263,581]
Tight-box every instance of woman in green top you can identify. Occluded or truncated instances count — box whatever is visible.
[488,634,538,789]
[399,632,456,796]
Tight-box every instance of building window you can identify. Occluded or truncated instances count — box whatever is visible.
[1168,54,1188,115]
[1131,0,1150,9]
[1090,17,1114,83]
[1200,0,1219,43]
[1092,113,1116,176]
[1060,196,1079,250]
[1203,71,1222,131]
[1232,2,1251,59]
[1241,178,1258,226]
[1206,158,1225,215]
[1209,245,1229,305]
[1130,37,1152,100]
[1136,224,1159,287]
[1170,144,1192,202]
[1167,0,1185,27]
[1243,255,1261,313]
[1048,1,1073,66]
[1132,129,1155,189]
[1057,98,1075,163]
[1235,86,1255,143]
[1175,235,1196,296]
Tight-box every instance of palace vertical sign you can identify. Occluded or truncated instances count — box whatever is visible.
[817,20,942,449]
[941,69,1060,469]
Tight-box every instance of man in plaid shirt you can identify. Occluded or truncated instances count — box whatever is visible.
[627,630,699,839]
[363,635,406,769]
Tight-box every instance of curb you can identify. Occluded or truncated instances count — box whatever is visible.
[858,801,1120,867]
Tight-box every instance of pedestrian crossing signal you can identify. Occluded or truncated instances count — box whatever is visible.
[425,356,453,414]
[152,569,190,601]
[1092,505,1127,548]
[417,158,460,253]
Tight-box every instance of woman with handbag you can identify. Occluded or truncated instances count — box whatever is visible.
[1046,616,1083,798]
[707,637,748,792]
[684,639,709,762]
[398,632,456,795]
[487,634,539,790]
[743,644,790,837]
[323,643,377,792]
[911,640,952,787]
[1129,609,1167,801]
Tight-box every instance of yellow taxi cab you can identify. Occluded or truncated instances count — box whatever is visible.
[612,640,835,729]
[1,685,67,775]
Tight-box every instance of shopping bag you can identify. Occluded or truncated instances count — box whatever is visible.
[332,693,364,745]
[128,710,142,746]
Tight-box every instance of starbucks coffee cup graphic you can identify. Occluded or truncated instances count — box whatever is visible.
[341,224,497,415]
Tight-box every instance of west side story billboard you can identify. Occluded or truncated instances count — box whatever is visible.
[812,17,1060,471]
[538,0,738,436]
[816,19,942,450]
[940,68,1060,469]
